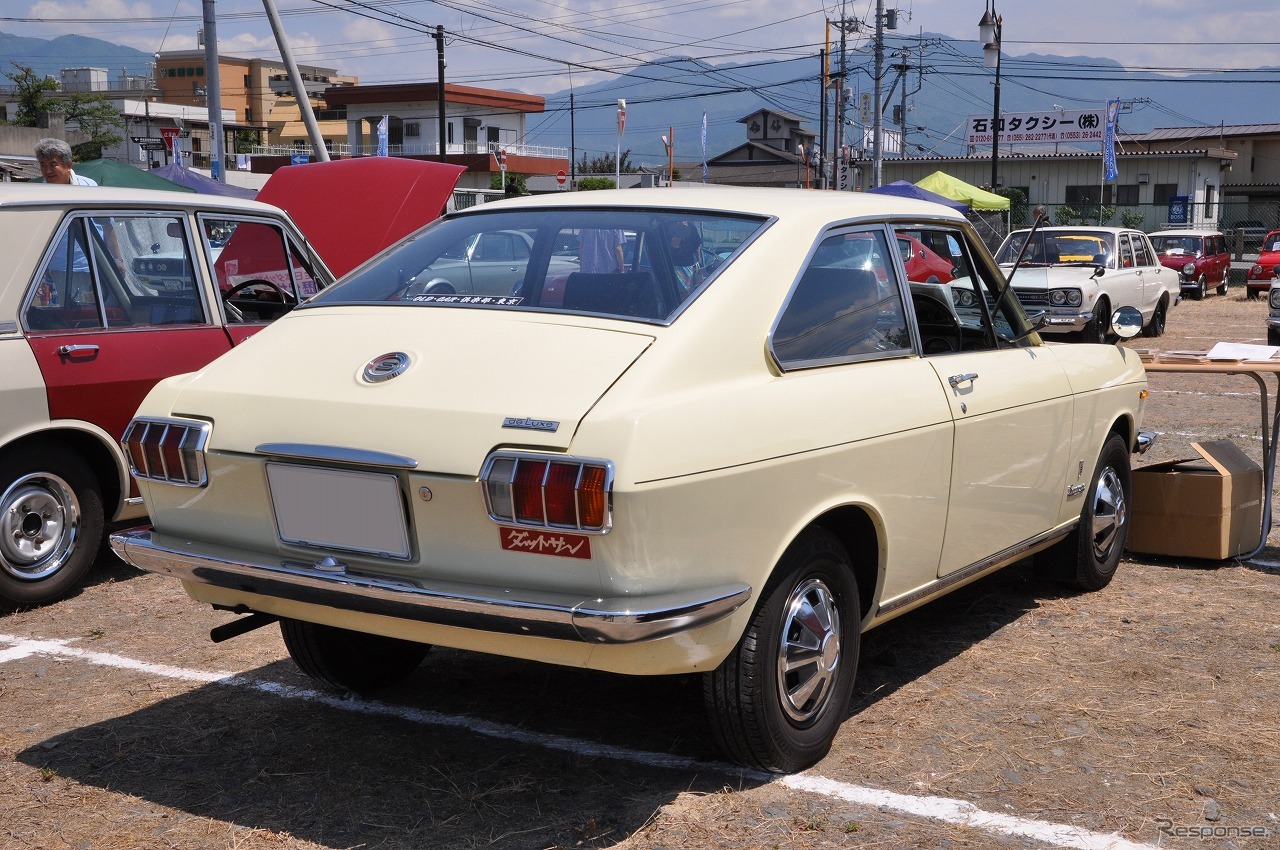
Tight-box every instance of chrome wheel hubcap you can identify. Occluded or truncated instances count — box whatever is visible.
[776,577,842,724]
[1090,466,1126,562]
[0,473,79,581]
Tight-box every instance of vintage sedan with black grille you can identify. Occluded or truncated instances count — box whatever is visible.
[112,188,1152,772]
[993,226,1179,342]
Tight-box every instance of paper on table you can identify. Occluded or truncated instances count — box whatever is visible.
[1206,342,1280,361]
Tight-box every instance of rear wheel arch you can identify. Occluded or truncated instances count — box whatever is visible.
[2,428,123,516]
[802,505,879,623]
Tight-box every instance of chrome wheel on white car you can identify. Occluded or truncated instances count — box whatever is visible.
[705,528,860,773]
[0,447,103,607]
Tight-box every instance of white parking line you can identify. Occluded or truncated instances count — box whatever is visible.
[0,634,1158,850]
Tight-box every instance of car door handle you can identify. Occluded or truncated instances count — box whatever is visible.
[56,344,99,357]
[948,372,978,388]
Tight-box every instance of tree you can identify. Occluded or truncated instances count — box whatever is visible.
[62,92,125,161]
[577,149,637,175]
[4,63,58,127]
[234,130,257,154]
[489,172,526,194]
[577,177,615,191]
[993,186,1028,226]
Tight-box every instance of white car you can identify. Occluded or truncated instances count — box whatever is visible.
[0,185,334,608]
[994,226,1180,342]
[112,188,1152,772]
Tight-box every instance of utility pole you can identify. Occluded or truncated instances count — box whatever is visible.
[435,26,446,162]
[819,47,827,189]
[833,9,850,191]
[262,0,330,162]
[202,0,225,180]
[871,0,887,189]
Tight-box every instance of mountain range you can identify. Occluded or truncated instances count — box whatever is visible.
[5,29,1280,167]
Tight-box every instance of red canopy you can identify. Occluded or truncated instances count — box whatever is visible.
[258,157,466,278]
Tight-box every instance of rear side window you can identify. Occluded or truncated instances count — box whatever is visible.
[27,213,209,332]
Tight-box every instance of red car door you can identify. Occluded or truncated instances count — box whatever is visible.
[24,212,237,461]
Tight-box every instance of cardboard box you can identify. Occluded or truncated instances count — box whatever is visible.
[1129,440,1263,560]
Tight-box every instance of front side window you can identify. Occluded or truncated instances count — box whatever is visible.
[27,213,209,332]
[202,216,321,323]
[771,229,909,368]
[311,208,766,324]
[898,224,1030,355]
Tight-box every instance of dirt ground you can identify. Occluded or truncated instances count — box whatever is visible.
[2,289,1279,850]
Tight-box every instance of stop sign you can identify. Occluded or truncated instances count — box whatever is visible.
[556,170,567,185]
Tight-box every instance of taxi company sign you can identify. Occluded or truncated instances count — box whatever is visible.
[966,109,1106,147]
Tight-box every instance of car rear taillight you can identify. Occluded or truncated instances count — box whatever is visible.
[481,452,613,533]
[121,418,211,487]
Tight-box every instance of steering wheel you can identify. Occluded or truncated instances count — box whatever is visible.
[223,279,295,303]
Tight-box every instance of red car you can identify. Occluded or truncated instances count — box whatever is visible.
[1149,230,1230,300]
[896,232,956,283]
[1246,230,1280,299]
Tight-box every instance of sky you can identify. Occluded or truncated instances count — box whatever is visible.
[4,0,1278,161]
[6,0,1276,91]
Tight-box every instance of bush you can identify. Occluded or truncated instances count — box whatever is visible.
[577,177,616,191]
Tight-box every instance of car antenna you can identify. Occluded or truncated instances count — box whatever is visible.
[990,210,1046,317]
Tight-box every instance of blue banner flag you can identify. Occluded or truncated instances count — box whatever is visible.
[1103,98,1119,182]
[377,115,389,157]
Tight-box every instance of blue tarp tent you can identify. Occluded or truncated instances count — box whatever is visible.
[150,163,257,199]
[868,180,969,214]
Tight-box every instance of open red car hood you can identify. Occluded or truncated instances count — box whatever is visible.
[258,158,466,278]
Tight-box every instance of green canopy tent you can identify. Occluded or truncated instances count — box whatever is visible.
[915,171,1008,211]
[64,159,196,193]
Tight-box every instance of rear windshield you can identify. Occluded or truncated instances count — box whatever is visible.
[307,207,768,323]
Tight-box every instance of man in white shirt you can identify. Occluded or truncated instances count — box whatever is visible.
[36,138,98,186]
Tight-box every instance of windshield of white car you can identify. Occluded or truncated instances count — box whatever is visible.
[995,229,1115,267]
[308,208,768,324]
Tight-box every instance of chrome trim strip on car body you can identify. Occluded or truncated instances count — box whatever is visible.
[875,524,1075,617]
[0,321,18,335]
[109,528,751,644]
[255,443,418,469]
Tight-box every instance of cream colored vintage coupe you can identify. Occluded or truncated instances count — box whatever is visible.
[112,188,1152,772]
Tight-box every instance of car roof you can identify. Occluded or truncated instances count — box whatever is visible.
[459,185,969,227]
[0,183,284,215]
[1148,230,1222,237]
[1011,226,1136,235]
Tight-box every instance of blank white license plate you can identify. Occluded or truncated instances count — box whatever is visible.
[266,463,411,560]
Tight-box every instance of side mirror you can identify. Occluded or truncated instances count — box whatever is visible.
[1091,266,1105,279]
[1111,305,1143,340]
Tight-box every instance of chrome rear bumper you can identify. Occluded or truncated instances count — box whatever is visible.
[109,527,751,645]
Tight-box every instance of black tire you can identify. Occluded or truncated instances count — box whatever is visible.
[1040,432,1130,592]
[1081,297,1110,344]
[1268,328,1280,347]
[1141,299,1167,338]
[703,528,860,773]
[280,619,430,694]
[0,446,104,607]
[1191,275,1207,301]
[1217,277,1228,296]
